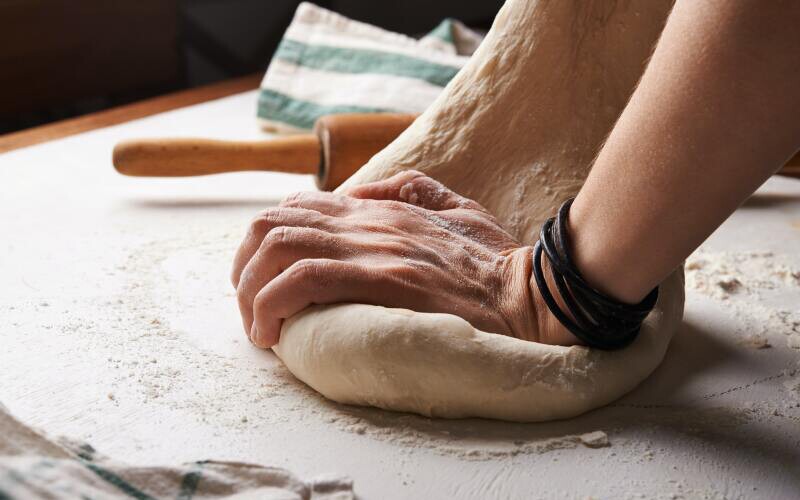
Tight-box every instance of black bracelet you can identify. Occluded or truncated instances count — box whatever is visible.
[532,198,658,350]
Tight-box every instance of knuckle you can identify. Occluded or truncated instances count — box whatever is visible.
[263,207,290,224]
[281,191,303,203]
[286,259,322,282]
[331,193,354,207]
[248,213,270,233]
[249,207,286,233]
[236,280,251,303]
[252,290,270,311]
[261,226,300,251]
[280,191,312,207]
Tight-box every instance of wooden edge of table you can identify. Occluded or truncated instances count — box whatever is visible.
[0,73,262,154]
[0,72,797,179]
[781,164,800,178]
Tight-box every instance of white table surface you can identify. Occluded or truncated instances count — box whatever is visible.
[1,91,799,500]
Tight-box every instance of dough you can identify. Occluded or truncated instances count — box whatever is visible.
[275,272,682,422]
[273,0,684,422]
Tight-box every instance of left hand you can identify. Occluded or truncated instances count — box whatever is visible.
[231,170,541,348]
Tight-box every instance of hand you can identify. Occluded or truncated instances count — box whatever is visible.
[232,170,577,348]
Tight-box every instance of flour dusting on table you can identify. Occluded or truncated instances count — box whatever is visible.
[686,249,800,349]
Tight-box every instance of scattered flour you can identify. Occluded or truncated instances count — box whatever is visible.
[736,335,771,349]
[685,249,800,347]
[7,231,797,477]
[682,247,800,425]
[58,230,617,462]
[783,377,800,402]
[331,407,613,460]
[686,250,799,301]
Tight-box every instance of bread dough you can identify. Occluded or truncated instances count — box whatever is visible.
[273,0,684,422]
[275,272,682,421]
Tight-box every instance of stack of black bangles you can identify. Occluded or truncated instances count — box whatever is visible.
[532,198,659,350]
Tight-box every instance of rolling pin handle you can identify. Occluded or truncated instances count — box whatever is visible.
[113,136,321,177]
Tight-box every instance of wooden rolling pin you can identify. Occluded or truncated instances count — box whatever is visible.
[113,113,418,191]
[114,112,800,189]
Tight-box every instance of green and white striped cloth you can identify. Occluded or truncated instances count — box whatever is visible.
[0,403,354,499]
[257,2,482,133]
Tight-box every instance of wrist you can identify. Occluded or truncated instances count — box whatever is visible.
[500,245,581,346]
[526,248,583,346]
[528,197,658,349]
[499,246,539,342]
[568,195,653,304]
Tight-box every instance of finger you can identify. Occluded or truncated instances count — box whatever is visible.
[231,207,335,288]
[279,191,354,217]
[236,227,350,338]
[341,170,426,200]
[251,259,421,348]
[344,170,485,212]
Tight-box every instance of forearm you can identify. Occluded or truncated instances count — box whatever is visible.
[569,0,800,303]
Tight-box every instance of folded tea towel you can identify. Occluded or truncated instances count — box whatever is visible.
[258,2,483,133]
[0,402,354,499]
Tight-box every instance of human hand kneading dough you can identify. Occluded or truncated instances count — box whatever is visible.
[234,0,800,352]
[232,170,573,349]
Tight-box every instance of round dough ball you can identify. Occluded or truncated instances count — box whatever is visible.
[273,270,684,422]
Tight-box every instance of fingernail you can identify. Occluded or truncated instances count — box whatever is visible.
[250,324,260,346]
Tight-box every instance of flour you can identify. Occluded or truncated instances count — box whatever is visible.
[783,378,800,400]
[337,411,612,460]
[7,223,793,479]
[686,250,800,301]
[682,247,800,428]
[326,398,762,463]
[100,232,618,459]
[736,335,771,349]
[685,249,800,348]
[9,231,756,462]
[26,231,311,436]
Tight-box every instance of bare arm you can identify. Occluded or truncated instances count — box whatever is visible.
[233,0,800,349]
[568,0,800,306]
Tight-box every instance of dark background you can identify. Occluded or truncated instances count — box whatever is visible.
[0,0,504,135]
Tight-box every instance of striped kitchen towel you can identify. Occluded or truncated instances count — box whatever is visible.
[0,402,354,499]
[257,2,483,133]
